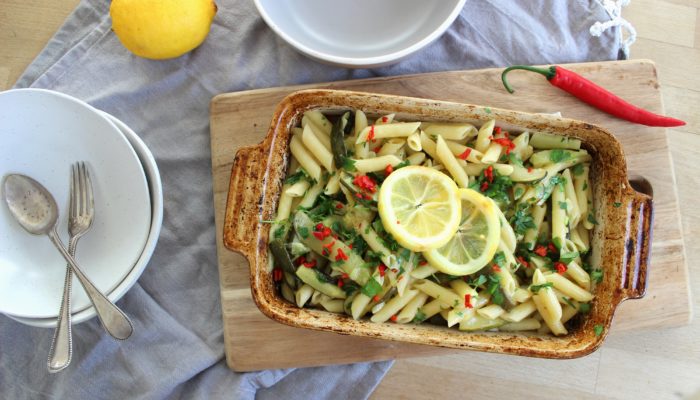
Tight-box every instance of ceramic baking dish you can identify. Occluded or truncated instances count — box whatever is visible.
[222,89,653,359]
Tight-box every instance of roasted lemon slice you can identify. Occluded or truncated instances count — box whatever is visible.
[424,188,500,275]
[377,166,461,252]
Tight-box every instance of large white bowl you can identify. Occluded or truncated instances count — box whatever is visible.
[0,89,151,319]
[6,112,163,328]
[254,0,466,68]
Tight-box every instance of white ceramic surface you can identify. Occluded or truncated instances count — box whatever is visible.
[254,0,466,68]
[6,112,163,328]
[0,89,151,318]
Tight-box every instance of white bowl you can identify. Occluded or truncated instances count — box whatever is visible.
[0,89,151,319]
[254,0,466,68]
[6,112,163,328]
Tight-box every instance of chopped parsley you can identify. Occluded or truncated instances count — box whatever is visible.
[492,252,507,269]
[572,163,584,176]
[341,157,357,172]
[563,297,576,309]
[591,269,603,283]
[529,282,554,293]
[285,169,312,185]
[558,201,568,211]
[484,107,492,114]
[393,160,411,170]
[342,281,360,296]
[549,149,572,163]
[587,213,599,225]
[510,204,536,236]
[361,278,383,297]
[579,302,591,314]
[468,274,488,287]
[613,202,622,208]
[559,251,579,265]
[594,324,604,336]
[298,226,309,239]
[307,195,337,221]
[487,274,504,305]
[412,309,427,323]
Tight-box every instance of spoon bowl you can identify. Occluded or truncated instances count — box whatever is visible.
[3,174,59,235]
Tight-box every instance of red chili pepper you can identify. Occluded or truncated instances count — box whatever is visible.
[337,279,344,288]
[368,125,376,141]
[273,268,283,282]
[335,248,349,262]
[396,220,401,225]
[492,264,501,273]
[465,294,473,308]
[373,145,382,153]
[517,256,529,269]
[341,273,349,279]
[378,264,387,277]
[484,165,494,183]
[502,65,685,127]
[372,295,381,302]
[457,147,472,160]
[419,260,428,266]
[335,203,343,209]
[534,245,547,257]
[494,126,501,135]
[296,256,306,266]
[527,166,533,173]
[302,259,317,268]
[390,315,398,322]
[382,116,389,123]
[555,261,567,275]
[385,164,394,175]
[491,137,515,154]
[548,243,558,254]
[480,181,489,192]
[353,175,377,193]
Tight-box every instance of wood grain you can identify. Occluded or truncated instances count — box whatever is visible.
[210,60,691,372]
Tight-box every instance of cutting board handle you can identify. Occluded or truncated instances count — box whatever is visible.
[223,143,268,259]
[620,176,654,300]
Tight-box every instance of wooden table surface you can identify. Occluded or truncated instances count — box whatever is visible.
[1,1,697,399]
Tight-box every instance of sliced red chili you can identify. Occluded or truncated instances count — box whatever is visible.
[457,147,472,160]
[465,294,473,308]
[555,262,567,274]
[534,245,547,257]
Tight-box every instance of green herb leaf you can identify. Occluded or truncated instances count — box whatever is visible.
[591,269,603,283]
[529,282,554,293]
[582,181,588,191]
[361,278,383,297]
[510,203,536,236]
[508,153,524,167]
[613,202,622,208]
[412,309,427,323]
[484,107,492,114]
[342,281,360,296]
[579,303,591,314]
[559,251,579,265]
[394,160,411,170]
[469,275,488,287]
[594,324,604,337]
[558,201,568,211]
[307,195,337,221]
[341,157,357,172]
[549,149,572,163]
[572,163,584,176]
[492,252,507,268]
[563,297,576,309]
[298,226,309,239]
[285,169,312,185]
[587,213,599,225]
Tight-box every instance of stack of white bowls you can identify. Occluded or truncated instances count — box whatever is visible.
[0,89,163,328]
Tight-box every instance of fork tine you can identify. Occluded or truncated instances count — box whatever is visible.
[83,162,94,217]
[80,162,88,216]
[70,163,78,219]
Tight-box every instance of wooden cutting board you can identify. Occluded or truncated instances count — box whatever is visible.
[209,60,691,372]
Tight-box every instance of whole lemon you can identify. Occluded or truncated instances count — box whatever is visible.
[110,0,217,60]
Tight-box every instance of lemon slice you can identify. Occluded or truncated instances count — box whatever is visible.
[378,166,461,252]
[424,188,500,275]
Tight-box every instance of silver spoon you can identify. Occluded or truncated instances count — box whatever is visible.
[2,174,134,348]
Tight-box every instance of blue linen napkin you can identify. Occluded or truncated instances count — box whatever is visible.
[1,0,621,398]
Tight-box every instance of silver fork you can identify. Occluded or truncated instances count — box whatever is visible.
[47,162,134,373]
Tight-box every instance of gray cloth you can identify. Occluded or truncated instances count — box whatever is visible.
[1,0,621,398]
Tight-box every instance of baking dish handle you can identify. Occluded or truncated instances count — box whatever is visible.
[223,143,268,259]
[620,176,654,300]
